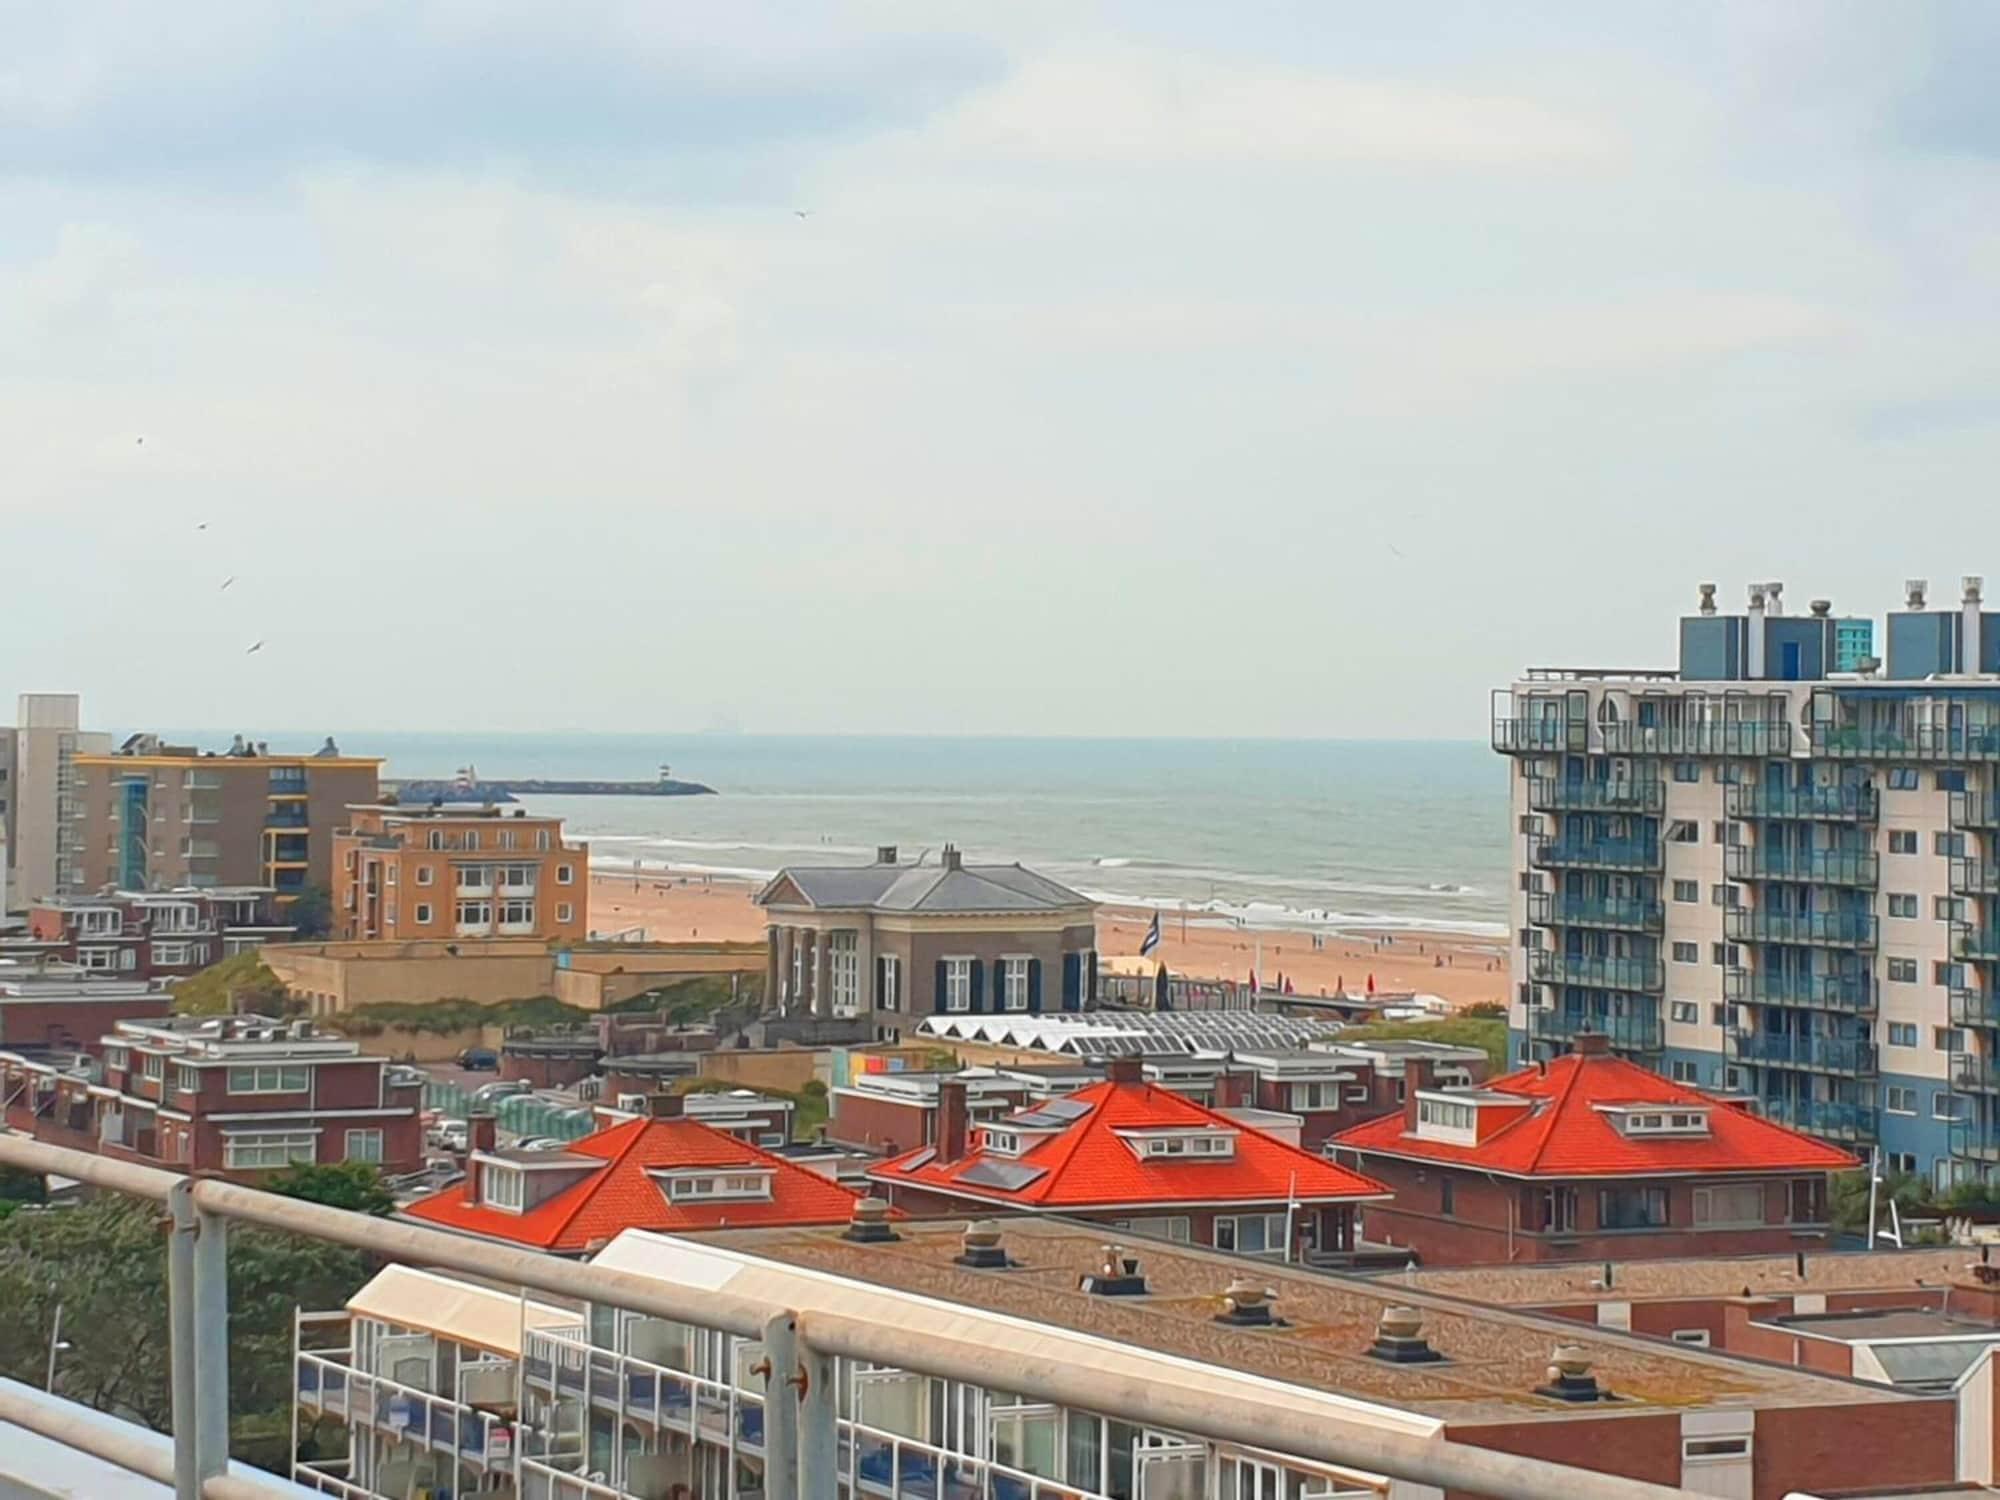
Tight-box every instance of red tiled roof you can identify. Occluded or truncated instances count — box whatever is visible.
[870,1078,1388,1209]
[402,1116,863,1252]
[1330,1050,1860,1178]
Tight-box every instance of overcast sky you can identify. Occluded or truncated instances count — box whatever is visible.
[6,3,1998,738]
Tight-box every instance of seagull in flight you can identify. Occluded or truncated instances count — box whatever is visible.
[136,436,145,445]
[220,577,235,591]
[245,640,264,655]
[196,522,209,532]
[793,208,813,219]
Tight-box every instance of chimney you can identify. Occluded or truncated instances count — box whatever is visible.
[466,1112,497,1202]
[469,1112,497,1153]
[1746,587,1767,678]
[937,1079,970,1161]
[1106,1056,1145,1086]
[876,845,899,866]
[1572,1031,1611,1059]
[1697,583,1717,617]
[940,844,963,872]
[1965,577,1985,672]
[1401,1058,1436,1131]
[648,1092,684,1119]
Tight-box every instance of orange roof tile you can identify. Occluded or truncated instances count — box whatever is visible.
[402,1116,863,1252]
[869,1077,1388,1209]
[1330,1049,1860,1178]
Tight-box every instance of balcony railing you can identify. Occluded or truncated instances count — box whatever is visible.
[1528,951,1665,992]
[296,1350,516,1466]
[1600,720,1792,757]
[1725,846,1879,887]
[1528,893,1665,934]
[1527,1006,1664,1055]
[1727,1032,1878,1076]
[1951,1054,2000,1096]
[1756,1097,1878,1142]
[1528,834,1662,872]
[1951,986,2000,1028]
[1724,908,1878,949]
[1492,718,1574,754]
[1952,858,2000,897]
[1812,722,2000,761]
[1528,778,1664,814]
[1725,967,1876,1014]
[1952,791,2000,831]
[1724,783,1878,822]
[1955,923,2000,963]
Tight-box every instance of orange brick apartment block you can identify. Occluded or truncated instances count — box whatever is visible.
[331,803,588,944]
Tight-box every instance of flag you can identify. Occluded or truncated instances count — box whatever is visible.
[1140,911,1161,957]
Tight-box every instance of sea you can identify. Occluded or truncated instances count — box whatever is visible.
[285,734,1512,938]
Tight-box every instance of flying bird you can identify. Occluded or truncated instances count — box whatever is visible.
[136,436,145,445]
[220,577,235,591]
[245,640,264,655]
[793,209,813,219]
[196,522,209,532]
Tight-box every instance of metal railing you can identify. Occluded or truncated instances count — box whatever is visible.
[1600,720,1790,757]
[0,1134,1704,1500]
[1812,721,2000,761]
[1528,892,1665,934]
[1528,778,1664,814]
[1951,790,2000,831]
[1727,1032,1878,1077]
[1725,967,1875,1014]
[1951,857,2000,896]
[1528,834,1663,873]
[1725,845,1879,887]
[1528,950,1664,992]
[1527,1006,1665,1055]
[1755,1097,1878,1142]
[1724,783,1877,822]
[1724,908,1878,949]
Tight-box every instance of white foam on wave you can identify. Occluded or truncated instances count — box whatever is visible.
[1074,886,1508,939]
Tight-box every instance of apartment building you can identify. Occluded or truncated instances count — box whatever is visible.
[1494,577,2000,1192]
[70,735,380,900]
[0,964,171,1052]
[8,886,293,978]
[294,1213,1973,1500]
[331,803,588,944]
[755,844,1098,1041]
[0,693,111,908]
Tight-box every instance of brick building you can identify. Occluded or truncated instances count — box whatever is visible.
[828,1067,1036,1155]
[332,803,588,944]
[756,844,1097,1041]
[1331,1032,1858,1264]
[1231,1039,1489,1152]
[8,887,293,979]
[0,966,171,1053]
[400,1096,862,1254]
[869,1057,1389,1258]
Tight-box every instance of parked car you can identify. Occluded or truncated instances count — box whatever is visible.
[469,1080,529,1108]
[458,1047,499,1071]
[513,1136,567,1152]
[428,1117,469,1152]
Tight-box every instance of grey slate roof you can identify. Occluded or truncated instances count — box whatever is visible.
[759,861,1092,915]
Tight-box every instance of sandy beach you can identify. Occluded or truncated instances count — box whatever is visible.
[589,872,1509,1011]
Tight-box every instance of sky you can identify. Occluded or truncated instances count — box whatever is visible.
[5,2,2000,739]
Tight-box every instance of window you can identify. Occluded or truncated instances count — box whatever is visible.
[228,1065,308,1094]
[1672,760,1700,783]
[555,902,572,923]
[830,931,861,1016]
[385,865,397,886]
[1938,831,1967,857]
[456,899,492,931]
[344,1129,383,1163]
[1937,1027,1967,1053]
[1001,956,1030,1012]
[1889,829,1918,854]
[1670,1001,1698,1025]
[1439,1178,1455,1215]
[1711,942,1739,967]
[1711,821,1729,846]
[1667,820,1698,844]
[536,828,551,850]
[1417,1097,1474,1131]
[663,1172,773,1202]
[1683,1437,1750,1460]
[1670,1329,1711,1347]
[499,897,536,928]
[1113,1215,1192,1243]
[1888,893,1918,919]
[1598,1186,1669,1229]
[1938,896,1966,922]
[1887,957,1918,983]
[457,863,490,892]
[1213,1212,1288,1257]
[1672,880,1699,904]
[153,941,193,966]
[427,829,444,851]
[1692,1183,1764,1226]
[223,1131,316,1170]
[556,864,574,885]
[1887,1022,1918,1047]
[1670,1060,1699,1083]
[1288,1081,1341,1110]
[1938,959,1967,988]
[1539,1186,1578,1233]
[1887,768,1919,790]
[142,1054,164,1081]
[1140,1133,1233,1158]
[1884,1085,1917,1115]
[173,1064,200,1093]
[880,954,901,1013]
[414,903,433,925]
[464,831,479,851]
[1723,1066,1743,1091]
[944,958,972,1012]
[484,1165,526,1211]
[1712,883,1737,907]
[1935,1092,1967,1122]
[1888,1151,1918,1175]
[1671,941,1699,964]
[415,865,434,886]
[499,863,536,890]
[1938,769,1968,792]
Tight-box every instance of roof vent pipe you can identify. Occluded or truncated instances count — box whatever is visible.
[1964,577,1984,673]
[1908,579,1929,610]
[1367,1305,1445,1363]
[1536,1344,1609,1402]
[1080,1243,1149,1296]
[1809,599,1832,618]
[1214,1277,1283,1328]
[955,1219,1011,1270]
[1697,583,1717,617]
[843,1195,900,1244]
[1746,588,1767,678]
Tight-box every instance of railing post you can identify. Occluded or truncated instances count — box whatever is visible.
[193,1201,231,1484]
[762,1312,800,1500]
[167,1178,200,1500]
[797,1334,836,1500]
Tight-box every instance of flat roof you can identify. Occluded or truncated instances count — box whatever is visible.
[1407,1247,1981,1306]
[680,1218,1911,1422]
[1769,1308,2000,1342]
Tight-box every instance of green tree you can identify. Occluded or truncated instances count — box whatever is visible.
[174,950,290,1016]
[264,1161,396,1216]
[1459,1000,1508,1020]
[288,884,334,940]
[1830,1167,1936,1237]
[0,1195,373,1470]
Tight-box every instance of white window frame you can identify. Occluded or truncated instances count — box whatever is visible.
[555,902,572,924]
[879,954,901,1013]
[1213,1212,1288,1258]
[227,1064,309,1095]
[1692,1182,1765,1227]
[223,1130,317,1170]
[414,903,433,925]
[344,1128,384,1163]
[829,931,861,1018]
[1001,955,1031,1013]
[415,865,434,886]
[484,1164,526,1211]
[944,957,972,1013]
[556,863,574,884]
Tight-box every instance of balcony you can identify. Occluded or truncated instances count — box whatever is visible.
[1812,721,2000,761]
[1527,1006,1664,1055]
[1727,1031,1878,1076]
[264,807,310,830]
[1952,791,2000,831]
[1528,778,1664,814]
[1724,908,1878,949]
[1528,951,1665,992]
[1600,720,1791,756]
[1955,923,2000,964]
[1725,845,1879,887]
[296,1350,516,1468]
[1951,986,2000,1028]
[1952,858,2000,897]
[1528,892,1665,934]
[1951,1054,2000,1095]
[1725,783,1878,822]
[1492,717,1573,754]
[1757,1097,1878,1142]
[1528,834,1662,873]
[1726,967,1876,1014]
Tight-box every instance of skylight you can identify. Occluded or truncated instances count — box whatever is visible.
[652,1169,774,1204]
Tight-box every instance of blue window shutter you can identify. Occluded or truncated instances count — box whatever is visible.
[934,959,947,1012]
[1061,953,1079,1011]
[1028,958,1042,1012]
[970,960,985,1012]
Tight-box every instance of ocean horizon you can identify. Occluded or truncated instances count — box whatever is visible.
[159,731,1514,936]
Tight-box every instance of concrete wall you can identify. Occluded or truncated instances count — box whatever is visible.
[554,943,764,1011]
[696,1048,825,1094]
[263,939,556,1014]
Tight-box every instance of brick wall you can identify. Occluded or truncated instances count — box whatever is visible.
[1753,1399,1955,1495]
[1446,1412,1683,1495]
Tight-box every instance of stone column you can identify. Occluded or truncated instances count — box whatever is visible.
[854,922,875,1027]
[765,926,781,1013]
[776,926,795,1014]
[814,929,831,1020]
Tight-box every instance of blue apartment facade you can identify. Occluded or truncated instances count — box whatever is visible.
[1495,578,2000,1192]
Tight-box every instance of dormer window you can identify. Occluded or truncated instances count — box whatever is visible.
[983,1129,1023,1156]
[484,1165,526,1212]
[1601,1104,1710,1137]
[1418,1097,1475,1132]
[654,1170,774,1203]
[1118,1128,1236,1161]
